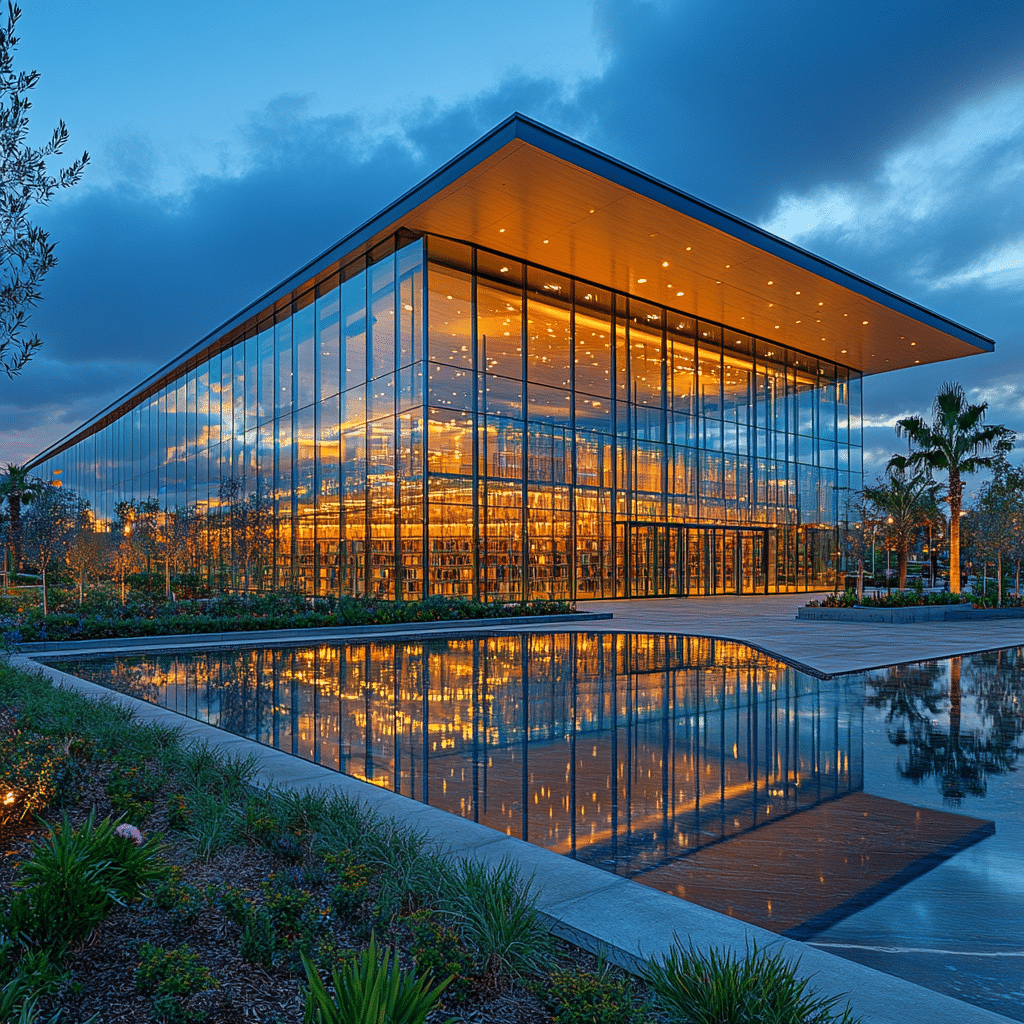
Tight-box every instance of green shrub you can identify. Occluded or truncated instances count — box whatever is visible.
[240,907,277,970]
[643,940,861,1024]
[135,942,216,996]
[301,933,450,1024]
[207,883,249,927]
[106,758,166,822]
[147,868,205,928]
[330,864,373,922]
[547,964,650,1024]
[8,810,166,948]
[0,720,73,826]
[408,910,476,1004]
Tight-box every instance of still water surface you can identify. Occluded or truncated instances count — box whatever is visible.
[52,633,1024,1020]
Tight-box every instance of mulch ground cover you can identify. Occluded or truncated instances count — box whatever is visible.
[0,709,638,1024]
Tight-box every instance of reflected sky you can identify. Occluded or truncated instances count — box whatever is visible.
[51,635,1024,1020]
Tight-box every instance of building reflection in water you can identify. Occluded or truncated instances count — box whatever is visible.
[68,632,862,880]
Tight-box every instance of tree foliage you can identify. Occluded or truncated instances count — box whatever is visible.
[0,1,88,379]
[862,468,940,590]
[892,381,1015,595]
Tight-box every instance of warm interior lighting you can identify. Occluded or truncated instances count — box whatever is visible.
[662,261,669,267]
[637,278,646,283]
[862,320,869,325]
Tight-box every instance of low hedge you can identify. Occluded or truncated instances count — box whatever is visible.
[8,595,576,644]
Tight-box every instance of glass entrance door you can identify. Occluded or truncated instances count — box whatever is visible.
[624,523,769,597]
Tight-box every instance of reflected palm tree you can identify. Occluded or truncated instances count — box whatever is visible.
[866,654,1024,806]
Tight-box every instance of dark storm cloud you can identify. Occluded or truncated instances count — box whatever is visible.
[580,0,1024,216]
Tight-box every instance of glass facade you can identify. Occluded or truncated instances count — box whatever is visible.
[32,232,863,599]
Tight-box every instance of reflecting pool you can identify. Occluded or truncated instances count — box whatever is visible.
[50,634,1024,1020]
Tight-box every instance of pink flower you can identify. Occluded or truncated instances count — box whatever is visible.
[114,823,144,845]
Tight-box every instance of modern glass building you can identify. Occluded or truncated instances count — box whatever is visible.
[28,115,994,601]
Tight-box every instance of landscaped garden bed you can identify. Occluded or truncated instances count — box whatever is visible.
[0,658,863,1024]
[799,588,1024,623]
[2,593,579,646]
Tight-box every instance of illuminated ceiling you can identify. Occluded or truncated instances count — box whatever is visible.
[356,116,992,376]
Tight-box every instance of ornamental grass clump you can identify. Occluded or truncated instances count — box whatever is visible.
[300,932,451,1024]
[643,939,862,1024]
[6,809,166,948]
[439,857,553,982]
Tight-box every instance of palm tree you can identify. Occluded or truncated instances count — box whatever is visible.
[0,463,43,572]
[892,382,1015,595]
[862,467,939,590]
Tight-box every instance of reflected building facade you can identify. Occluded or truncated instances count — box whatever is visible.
[28,116,994,599]
[59,632,863,874]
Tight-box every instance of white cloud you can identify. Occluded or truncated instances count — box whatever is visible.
[929,236,1024,291]
[760,85,1024,254]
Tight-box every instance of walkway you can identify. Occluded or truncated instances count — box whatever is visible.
[570,594,1024,675]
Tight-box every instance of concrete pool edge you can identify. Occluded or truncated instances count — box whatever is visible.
[10,654,1014,1024]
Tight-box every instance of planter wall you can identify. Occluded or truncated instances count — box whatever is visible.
[797,605,1024,624]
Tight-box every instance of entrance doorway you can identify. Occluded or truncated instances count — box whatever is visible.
[623,522,769,597]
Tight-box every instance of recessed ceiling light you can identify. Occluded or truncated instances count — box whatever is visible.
[767,280,774,285]
[774,325,780,329]
[500,267,508,273]
[662,261,669,267]
[543,239,549,244]
[840,349,847,354]
[911,341,916,346]
[686,246,691,251]
[818,301,823,306]
[862,320,869,325]
[796,291,801,295]
[915,359,920,364]
[499,228,505,233]
[590,209,595,213]
[795,320,801,324]
[638,278,647,283]
[676,291,684,296]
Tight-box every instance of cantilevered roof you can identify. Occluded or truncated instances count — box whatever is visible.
[30,113,993,467]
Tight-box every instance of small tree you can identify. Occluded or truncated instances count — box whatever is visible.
[109,501,141,605]
[972,457,1024,607]
[22,481,82,614]
[893,382,1015,594]
[65,501,102,604]
[862,468,939,591]
[0,462,41,569]
[0,3,89,378]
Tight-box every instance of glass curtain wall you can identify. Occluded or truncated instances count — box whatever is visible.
[34,232,862,599]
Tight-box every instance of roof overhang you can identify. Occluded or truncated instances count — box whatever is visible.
[359,114,993,375]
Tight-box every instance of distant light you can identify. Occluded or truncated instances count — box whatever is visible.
[840,349,847,354]
[862,320,869,325]
[638,278,647,283]
[767,280,774,285]
[662,261,669,267]
[499,228,505,233]
[910,342,916,346]
[676,291,684,296]
[543,239,549,244]
[500,267,508,273]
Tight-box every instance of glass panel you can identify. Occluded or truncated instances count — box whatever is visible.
[342,266,367,392]
[369,254,396,380]
[317,280,341,403]
[397,240,423,369]
[526,266,571,388]
[258,325,274,423]
[294,297,316,410]
[275,316,294,420]
[574,282,613,398]
[428,255,472,366]
[477,268,522,381]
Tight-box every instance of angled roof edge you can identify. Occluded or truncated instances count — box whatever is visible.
[29,112,994,469]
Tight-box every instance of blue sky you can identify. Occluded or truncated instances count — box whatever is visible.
[6,0,1024,498]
